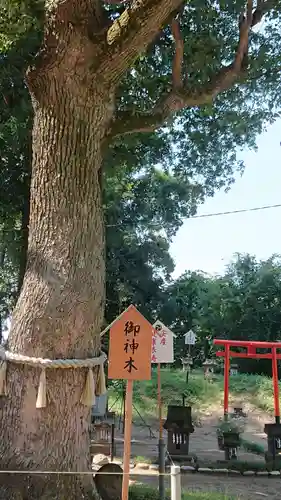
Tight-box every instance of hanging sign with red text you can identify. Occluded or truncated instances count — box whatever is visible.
[151,320,175,364]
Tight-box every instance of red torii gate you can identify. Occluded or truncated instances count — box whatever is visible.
[214,340,281,423]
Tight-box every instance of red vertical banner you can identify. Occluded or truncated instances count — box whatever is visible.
[272,347,280,423]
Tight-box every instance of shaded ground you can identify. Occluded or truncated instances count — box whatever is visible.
[114,399,268,463]
[110,399,278,499]
[130,472,278,499]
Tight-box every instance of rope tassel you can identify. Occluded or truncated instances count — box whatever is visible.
[0,350,106,408]
[81,368,95,407]
[36,368,47,408]
[96,363,106,396]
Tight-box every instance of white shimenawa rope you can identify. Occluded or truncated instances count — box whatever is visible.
[0,346,107,409]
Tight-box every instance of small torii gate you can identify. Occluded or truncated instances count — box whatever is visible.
[214,339,281,423]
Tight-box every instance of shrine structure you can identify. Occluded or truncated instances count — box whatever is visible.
[214,339,281,462]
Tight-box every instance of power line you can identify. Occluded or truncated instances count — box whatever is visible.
[188,202,281,220]
[1,202,281,233]
[106,202,281,227]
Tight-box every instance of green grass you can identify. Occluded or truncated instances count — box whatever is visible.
[240,438,266,456]
[108,369,224,420]
[129,484,236,500]
[229,374,276,413]
[196,459,270,472]
[134,456,153,464]
[108,368,277,421]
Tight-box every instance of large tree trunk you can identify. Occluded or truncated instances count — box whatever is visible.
[17,156,31,296]
[0,0,186,497]
[0,28,115,497]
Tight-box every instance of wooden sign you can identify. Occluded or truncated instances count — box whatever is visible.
[152,320,175,364]
[107,305,154,500]
[108,305,153,381]
[184,330,197,345]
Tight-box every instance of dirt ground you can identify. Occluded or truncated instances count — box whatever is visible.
[111,400,280,499]
[130,472,279,499]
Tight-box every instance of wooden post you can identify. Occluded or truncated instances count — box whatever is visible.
[122,385,126,434]
[110,423,115,462]
[158,363,165,500]
[171,465,181,500]
[122,380,133,500]
[186,343,191,383]
[107,306,154,500]
[158,364,162,439]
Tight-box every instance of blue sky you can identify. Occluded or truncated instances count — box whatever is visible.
[170,119,281,278]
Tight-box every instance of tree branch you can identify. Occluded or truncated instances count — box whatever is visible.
[252,0,277,25]
[107,0,275,139]
[171,19,184,90]
[101,0,184,82]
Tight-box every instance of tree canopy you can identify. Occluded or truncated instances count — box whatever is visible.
[1,1,281,332]
[2,2,281,205]
[160,253,281,374]
[1,2,281,497]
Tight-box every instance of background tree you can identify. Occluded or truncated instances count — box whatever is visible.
[0,31,35,327]
[159,270,223,364]
[219,253,281,373]
[161,253,281,374]
[104,163,198,323]
[0,223,20,342]
[0,1,281,499]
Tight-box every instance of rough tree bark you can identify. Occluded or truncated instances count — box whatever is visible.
[0,76,109,500]
[17,165,31,297]
[0,1,183,498]
[0,0,271,498]
[0,4,113,499]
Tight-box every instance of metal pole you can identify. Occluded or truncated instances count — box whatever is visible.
[158,363,165,500]
[171,465,181,500]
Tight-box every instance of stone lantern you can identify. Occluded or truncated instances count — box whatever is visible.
[264,423,281,466]
[202,359,216,380]
[230,363,239,375]
[181,356,193,383]
[163,405,194,459]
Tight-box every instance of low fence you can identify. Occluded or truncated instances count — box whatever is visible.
[0,466,182,500]
[170,465,181,500]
